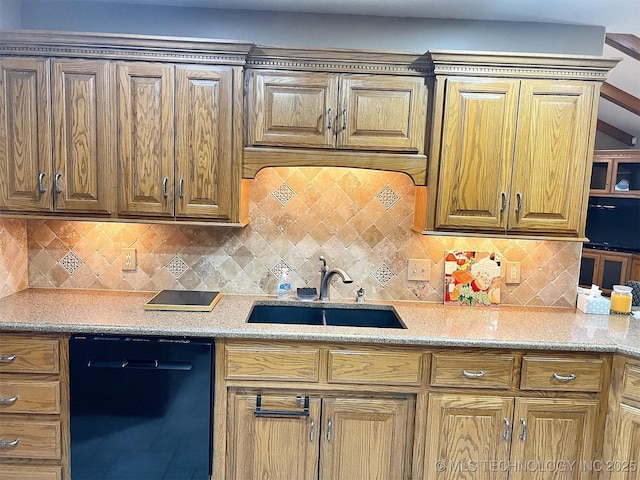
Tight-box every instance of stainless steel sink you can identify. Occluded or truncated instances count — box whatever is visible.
[246,302,406,329]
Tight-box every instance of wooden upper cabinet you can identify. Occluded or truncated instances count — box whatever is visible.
[509,81,595,234]
[247,70,427,154]
[175,65,236,219]
[436,78,520,231]
[52,59,114,214]
[0,57,52,212]
[337,75,427,153]
[248,70,338,149]
[116,62,175,217]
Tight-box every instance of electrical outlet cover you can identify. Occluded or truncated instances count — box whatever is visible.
[122,248,137,271]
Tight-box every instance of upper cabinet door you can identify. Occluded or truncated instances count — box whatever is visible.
[175,65,235,219]
[436,78,520,231]
[337,75,427,153]
[509,80,595,235]
[248,71,338,148]
[116,62,175,217]
[0,57,53,212]
[52,59,114,214]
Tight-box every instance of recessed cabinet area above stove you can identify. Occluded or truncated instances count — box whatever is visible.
[0,31,619,239]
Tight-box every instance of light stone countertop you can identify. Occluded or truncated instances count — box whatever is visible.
[0,288,638,358]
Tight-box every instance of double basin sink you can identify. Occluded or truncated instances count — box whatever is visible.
[246,301,406,329]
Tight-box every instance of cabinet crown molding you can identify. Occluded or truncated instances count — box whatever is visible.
[428,49,620,80]
[0,30,253,64]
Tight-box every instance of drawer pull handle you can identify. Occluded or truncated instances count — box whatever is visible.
[500,192,507,212]
[502,418,511,440]
[342,109,347,130]
[162,177,169,199]
[519,419,527,442]
[515,192,523,213]
[38,172,47,193]
[54,172,63,193]
[462,369,485,378]
[327,419,332,442]
[0,395,18,404]
[178,178,184,199]
[327,108,332,130]
[0,438,20,447]
[254,395,310,418]
[552,373,577,382]
[0,354,16,363]
[309,419,315,442]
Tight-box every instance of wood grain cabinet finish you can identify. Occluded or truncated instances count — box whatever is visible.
[247,70,427,154]
[608,403,640,480]
[0,57,114,215]
[423,395,598,480]
[0,335,68,479]
[227,393,411,480]
[0,57,53,212]
[431,352,516,389]
[520,356,605,392]
[435,77,596,236]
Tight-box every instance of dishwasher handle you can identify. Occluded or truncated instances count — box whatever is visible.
[87,358,193,371]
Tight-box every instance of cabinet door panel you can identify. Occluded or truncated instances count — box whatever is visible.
[436,78,519,231]
[509,81,595,234]
[228,393,320,480]
[52,59,114,214]
[176,65,234,219]
[337,75,427,153]
[116,62,174,216]
[320,397,410,480]
[249,71,338,148]
[610,403,640,480]
[423,393,512,480]
[0,57,52,212]
[510,398,598,480]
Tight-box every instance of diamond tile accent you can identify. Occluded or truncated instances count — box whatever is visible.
[272,183,296,206]
[270,259,291,279]
[165,254,189,278]
[59,251,83,274]
[375,185,400,210]
[372,263,395,286]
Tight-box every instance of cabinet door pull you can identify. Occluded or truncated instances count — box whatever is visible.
[178,178,184,199]
[515,192,523,213]
[0,395,18,404]
[462,369,485,378]
[309,419,315,442]
[162,177,169,198]
[502,418,511,440]
[342,109,347,130]
[254,395,310,418]
[327,108,332,130]
[0,438,20,447]
[519,418,527,441]
[500,192,507,212]
[54,173,63,193]
[552,372,577,382]
[0,354,16,363]
[327,419,332,442]
[38,172,47,193]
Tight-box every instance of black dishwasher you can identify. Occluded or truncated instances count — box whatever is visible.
[69,335,214,480]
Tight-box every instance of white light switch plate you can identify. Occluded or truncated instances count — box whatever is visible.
[407,259,430,281]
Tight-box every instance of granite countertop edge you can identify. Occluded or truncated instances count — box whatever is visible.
[0,288,637,358]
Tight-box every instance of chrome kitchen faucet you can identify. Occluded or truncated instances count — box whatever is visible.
[318,256,353,301]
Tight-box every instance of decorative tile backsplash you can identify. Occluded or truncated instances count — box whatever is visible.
[0,219,29,298]
[26,167,582,307]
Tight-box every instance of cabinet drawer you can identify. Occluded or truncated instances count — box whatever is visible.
[0,465,62,480]
[0,419,61,460]
[431,353,515,389]
[622,364,640,402]
[0,380,61,414]
[225,343,320,382]
[520,357,604,392]
[328,347,424,385]
[0,337,59,374]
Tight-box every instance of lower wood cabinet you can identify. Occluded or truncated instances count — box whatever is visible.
[227,391,412,480]
[423,394,597,480]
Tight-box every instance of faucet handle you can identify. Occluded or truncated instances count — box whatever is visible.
[319,256,327,269]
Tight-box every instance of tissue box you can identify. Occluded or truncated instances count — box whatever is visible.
[577,294,611,315]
